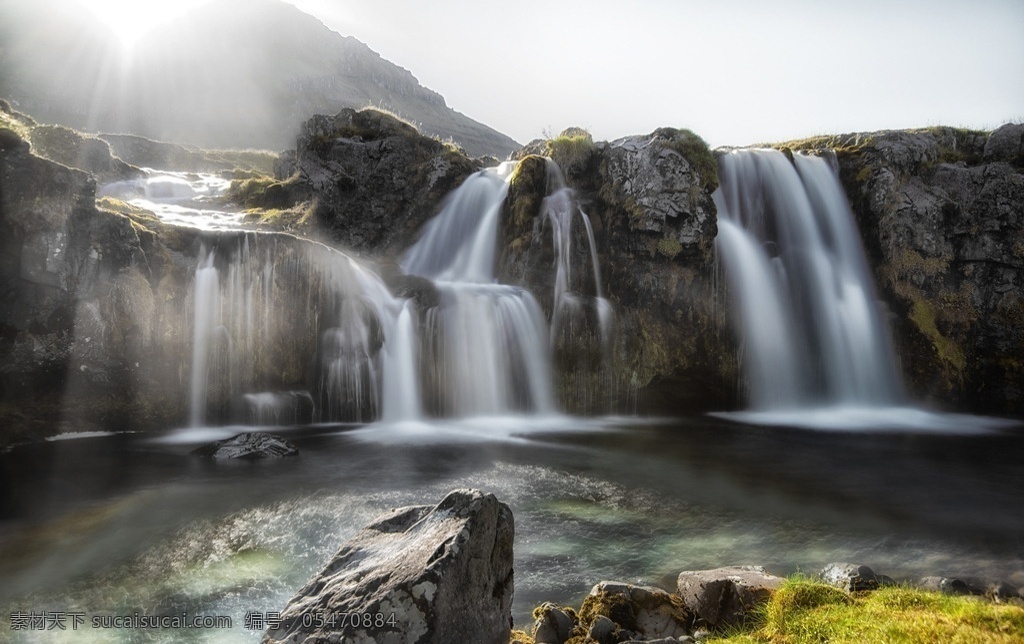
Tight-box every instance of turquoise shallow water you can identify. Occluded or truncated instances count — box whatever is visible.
[1,414,1022,641]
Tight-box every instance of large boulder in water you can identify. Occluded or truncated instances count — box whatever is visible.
[263,488,515,644]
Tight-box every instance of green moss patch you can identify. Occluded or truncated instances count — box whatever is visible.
[710,580,1024,643]
[546,128,595,177]
[910,299,966,372]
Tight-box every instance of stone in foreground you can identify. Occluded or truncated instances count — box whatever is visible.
[190,432,298,459]
[819,562,879,593]
[676,565,783,629]
[578,581,692,642]
[262,488,514,644]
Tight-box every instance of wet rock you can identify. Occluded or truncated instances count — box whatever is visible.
[676,565,783,629]
[500,129,736,415]
[576,581,692,642]
[962,579,1023,600]
[288,108,479,255]
[191,432,298,459]
[588,614,618,644]
[820,562,879,592]
[262,488,514,644]
[532,602,576,644]
[918,576,970,595]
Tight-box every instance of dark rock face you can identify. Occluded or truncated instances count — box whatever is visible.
[804,127,1024,414]
[676,566,783,629]
[500,129,737,413]
[287,108,479,255]
[263,488,514,644]
[191,432,298,459]
[0,128,185,443]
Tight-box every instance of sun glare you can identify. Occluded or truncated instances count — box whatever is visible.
[74,0,212,48]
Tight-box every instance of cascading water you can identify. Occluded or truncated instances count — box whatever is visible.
[401,163,555,416]
[714,148,904,410]
[543,160,614,353]
[100,169,243,229]
[185,233,414,426]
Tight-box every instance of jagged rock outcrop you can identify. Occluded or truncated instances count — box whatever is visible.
[500,128,738,413]
[263,489,515,644]
[785,125,1024,414]
[283,108,480,255]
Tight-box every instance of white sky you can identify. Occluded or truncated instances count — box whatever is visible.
[77,0,1024,147]
[284,0,1024,147]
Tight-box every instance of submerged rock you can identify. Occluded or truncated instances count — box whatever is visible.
[190,432,298,459]
[263,488,514,644]
[676,565,783,629]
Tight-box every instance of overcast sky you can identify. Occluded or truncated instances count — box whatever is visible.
[282,0,1024,147]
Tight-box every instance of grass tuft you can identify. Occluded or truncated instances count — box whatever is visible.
[708,579,1024,644]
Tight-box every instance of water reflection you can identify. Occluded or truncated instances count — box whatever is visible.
[1,415,1021,641]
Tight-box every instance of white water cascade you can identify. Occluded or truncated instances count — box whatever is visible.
[543,160,614,353]
[714,149,904,410]
[402,164,555,416]
[186,234,418,426]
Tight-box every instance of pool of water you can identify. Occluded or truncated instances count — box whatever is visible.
[1,414,1022,641]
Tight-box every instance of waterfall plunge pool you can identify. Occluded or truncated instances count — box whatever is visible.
[1,414,1022,641]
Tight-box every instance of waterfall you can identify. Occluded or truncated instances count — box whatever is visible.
[403,164,555,416]
[183,157,622,425]
[543,160,614,347]
[714,149,904,410]
[186,233,408,426]
[188,247,221,426]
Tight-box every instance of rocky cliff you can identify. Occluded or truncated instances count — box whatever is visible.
[4,99,1022,446]
[276,108,480,256]
[501,128,738,413]
[781,125,1023,415]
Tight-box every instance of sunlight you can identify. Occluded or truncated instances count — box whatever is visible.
[74,0,212,48]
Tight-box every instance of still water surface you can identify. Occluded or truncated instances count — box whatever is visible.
[1,414,1022,641]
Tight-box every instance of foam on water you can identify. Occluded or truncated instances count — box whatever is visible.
[713,405,1021,434]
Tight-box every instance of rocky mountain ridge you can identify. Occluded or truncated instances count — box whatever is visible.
[0,0,520,158]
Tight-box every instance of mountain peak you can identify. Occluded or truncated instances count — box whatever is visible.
[1,0,519,157]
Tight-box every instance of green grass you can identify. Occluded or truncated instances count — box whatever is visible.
[546,128,595,176]
[708,579,1024,644]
